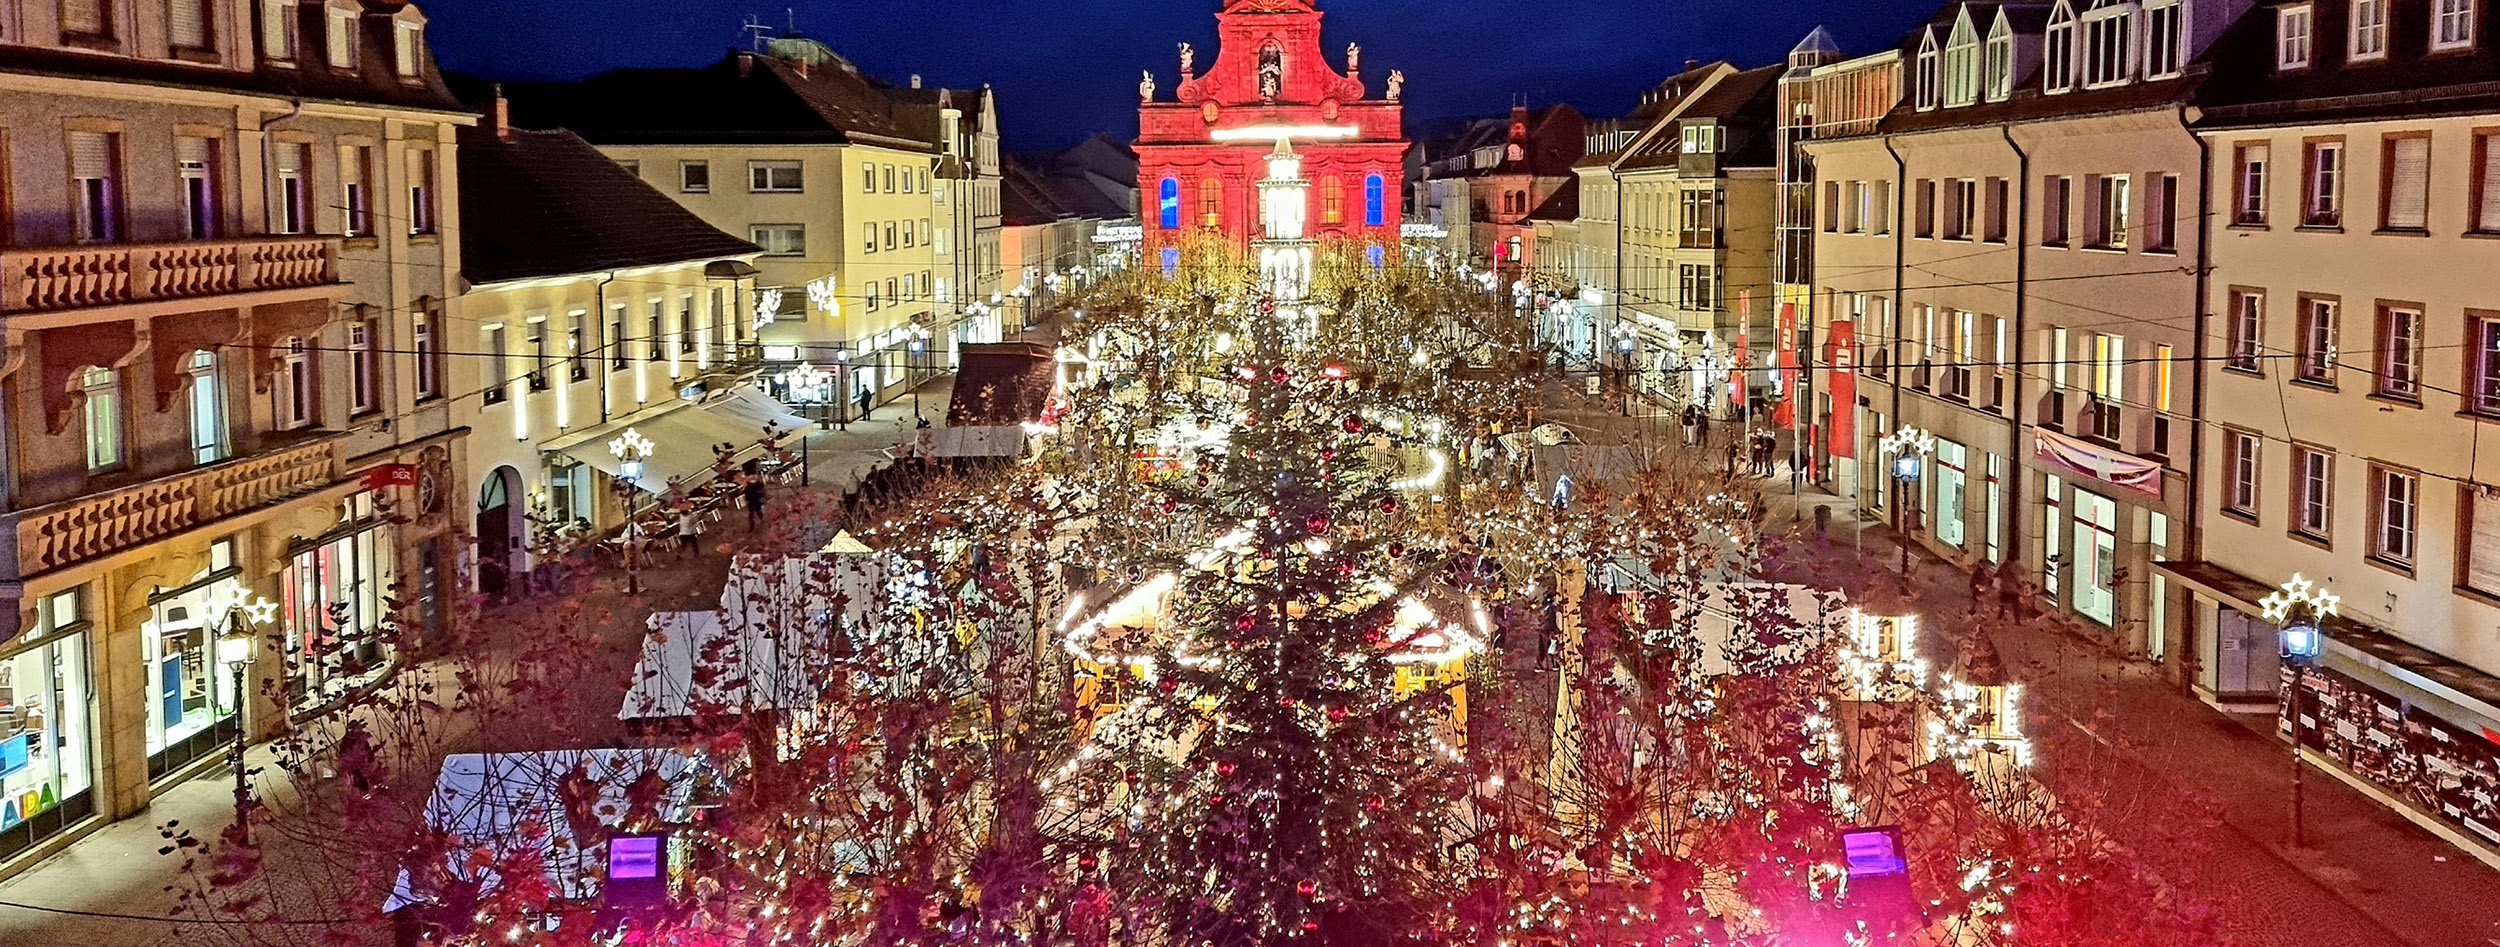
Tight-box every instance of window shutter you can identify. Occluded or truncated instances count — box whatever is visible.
[275,143,303,174]
[70,132,113,179]
[2480,135,2500,230]
[2470,488,2500,594]
[170,0,208,47]
[175,136,212,168]
[2387,137,2429,229]
[61,0,104,34]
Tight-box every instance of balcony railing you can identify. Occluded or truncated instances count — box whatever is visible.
[12,438,339,578]
[1,236,339,315]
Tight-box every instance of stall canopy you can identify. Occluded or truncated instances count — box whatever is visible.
[549,387,802,492]
[934,342,1057,458]
[620,550,888,719]
[383,749,695,913]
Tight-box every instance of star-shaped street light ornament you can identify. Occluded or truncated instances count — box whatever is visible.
[609,428,655,463]
[1878,426,1935,459]
[211,587,278,627]
[2259,573,2340,624]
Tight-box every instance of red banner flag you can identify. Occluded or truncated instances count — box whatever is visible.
[1730,292,1750,409]
[361,463,418,491]
[1826,321,1857,459]
[1774,302,1800,429]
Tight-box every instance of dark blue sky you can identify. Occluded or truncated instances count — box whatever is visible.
[420,0,1935,152]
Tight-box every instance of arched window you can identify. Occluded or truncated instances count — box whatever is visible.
[1984,14,2015,101]
[1199,178,1223,228]
[1363,174,1385,226]
[1320,175,1343,223]
[1158,177,1180,229]
[1258,41,1284,100]
[1160,246,1181,277]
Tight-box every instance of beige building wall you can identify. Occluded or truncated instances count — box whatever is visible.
[2195,114,2500,695]
[604,142,939,394]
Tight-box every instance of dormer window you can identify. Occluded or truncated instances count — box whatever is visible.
[2350,0,2389,61]
[2277,5,2314,71]
[1943,14,1982,107]
[325,4,357,69]
[261,0,298,63]
[1983,17,2015,101]
[2045,2,2077,92]
[1915,31,1941,110]
[2081,1,2134,88]
[1680,123,1717,154]
[2434,0,2476,51]
[2144,0,2185,78]
[394,22,422,77]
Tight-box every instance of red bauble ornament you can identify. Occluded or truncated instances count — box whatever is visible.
[1364,794,1385,811]
[1079,853,1099,872]
[1162,497,1178,513]
[1307,515,1332,534]
[1217,761,1238,776]
[1271,366,1292,384]
[1327,706,1348,721]
[1302,921,1320,932]
[1296,879,1319,897]
[1380,497,1399,513]
[1342,415,1364,433]
[1387,541,1407,558]
[1337,560,1354,576]
[1160,677,1181,694]
[1280,696,1298,708]
[1236,616,1257,632]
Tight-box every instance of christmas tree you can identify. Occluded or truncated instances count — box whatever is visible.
[1077,296,1478,947]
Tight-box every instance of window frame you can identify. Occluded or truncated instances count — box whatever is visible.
[349,317,380,415]
[681,160,710,194]
[2380,132,2432,233]
[2278,4,2315,71]
[2470,310,2500,417]
[80,365,121,471]
[749,159,804,194]
[2045,2,2077,93]
[2144,0,2187,79]
[2294,294,2339,387]
[325,4,358,70]
[2224,429,2263,519]
[2226,287,2266,374]
[2371,464,2420,568]
[2233,141,2270,226]
[2350,0,2391,62]
[2290,443,2334,542]
[2302,138,2344,228]
[750,224,804,257]
[2080,1,2135,89]
[2373,302,2424,402]
[2434,0,2478,52]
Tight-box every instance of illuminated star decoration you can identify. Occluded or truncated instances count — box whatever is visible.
[609,428,655,462]
[213,587,279,626]
[1878,425,1936,458]
[2258,572,2340,624]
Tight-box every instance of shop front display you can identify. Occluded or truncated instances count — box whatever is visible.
[143,543,247,781]
[0,591,95,862]
[284,494,397,708]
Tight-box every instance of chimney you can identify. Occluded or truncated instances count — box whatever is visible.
[738,51,755,77]
[491,83,512,140]
[1684,58,1701,73]
[910,74,922,89]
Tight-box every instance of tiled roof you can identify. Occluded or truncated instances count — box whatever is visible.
[2196,0,2500,126]
[1527,178,1580,222]
[1618,64,1782,170]
[456,124,759,285]
[492,51,930,150]
[948,343,1058,426]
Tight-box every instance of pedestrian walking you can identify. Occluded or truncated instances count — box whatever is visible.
[857,386,875,423]
[677,503,705,554]
[744,474,767,531]
[1680,404,1700,447]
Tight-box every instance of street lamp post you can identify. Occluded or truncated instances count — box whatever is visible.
[1613,327,1638,417]
[215,591,273,844]
[1879,426,1935,576]
[2261,573,2337,847]
[609,427,655,596]
[833,347,851,431]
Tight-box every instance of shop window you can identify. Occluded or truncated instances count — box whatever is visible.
[283,494,394,707]
[143,543,246,778]
[0,589,95,862]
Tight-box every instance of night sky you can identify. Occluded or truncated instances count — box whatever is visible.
[419,0,1938,152]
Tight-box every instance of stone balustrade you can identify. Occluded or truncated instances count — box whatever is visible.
[0,236,339,314]
[11,439,340,578]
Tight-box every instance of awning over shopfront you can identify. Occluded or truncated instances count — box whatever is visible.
[545,386,801,492]
[2155,558,2500,727]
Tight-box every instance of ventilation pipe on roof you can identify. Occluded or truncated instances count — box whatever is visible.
[910,74,923,89]
[491,83,512,141]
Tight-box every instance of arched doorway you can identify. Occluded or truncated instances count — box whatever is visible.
[476,466,524,596]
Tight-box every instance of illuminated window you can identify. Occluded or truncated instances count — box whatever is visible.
[1199,178,1222,228]
[1158,177,1180,228]
[1364,173,1384,226]
[1320,175,1343,223]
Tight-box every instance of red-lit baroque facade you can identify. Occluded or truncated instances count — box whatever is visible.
[1137,0,1407,256]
